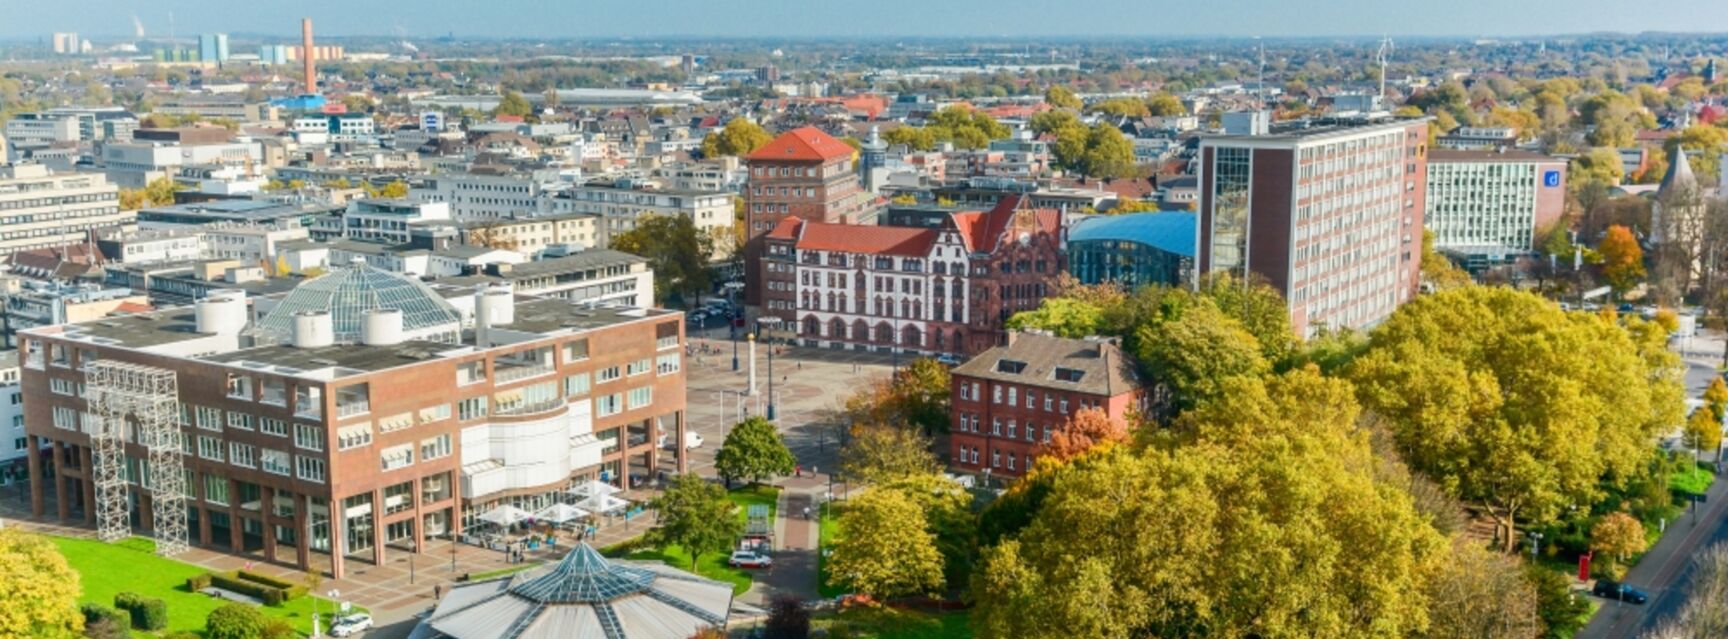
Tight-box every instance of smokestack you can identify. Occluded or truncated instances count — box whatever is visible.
[301,18,316,94]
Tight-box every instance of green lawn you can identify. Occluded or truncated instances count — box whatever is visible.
[468,563,542,581]
[818,500,847,598]
[1670,463,1715,497]
[52,536,360,637]
[814,607,970,639]
[603,484,781,595]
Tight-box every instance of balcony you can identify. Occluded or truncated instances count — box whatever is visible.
[493,397,566,418]
[494,362,555,383]
[336,400,372,419]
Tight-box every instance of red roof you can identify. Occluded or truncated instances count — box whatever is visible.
[113,301,154,314]
[746,126,855,163]
[952,195,1062,253]
[771,217,937,257]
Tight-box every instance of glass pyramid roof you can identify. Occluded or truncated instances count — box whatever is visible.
[509,544,656,603]
[251,263,463,344]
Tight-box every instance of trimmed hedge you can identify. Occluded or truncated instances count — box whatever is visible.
[80,603,131,638]
[237,570,307,599]
[209,572,284,606]
[186,573,212,591]
[113,592,168,631]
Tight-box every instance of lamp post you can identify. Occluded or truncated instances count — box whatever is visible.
[450,530,457,573]
[758,317,783,421]
[410,540,417,585]
[731,320,739,372]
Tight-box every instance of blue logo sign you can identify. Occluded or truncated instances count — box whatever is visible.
[1543,170,1561,188]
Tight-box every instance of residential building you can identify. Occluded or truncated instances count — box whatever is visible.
[1067,213,1197,288]
[1424,149,1566,253]
[20,263,690,579]
[762,196,1062,357]
[948,331,1147,481]
[1197,118,1429,336]
[743,127,872,305]
[460,214,601,254]
[0,350,24,482]
[452,250,655,308]
[340,199,452,245]
[199,34,230,63]
[549,179,733,255]
[0,164,131,258]
[410,174,548,221]
[52,33,79,55]
[4,115,81,152]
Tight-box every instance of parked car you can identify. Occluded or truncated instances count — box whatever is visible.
[935,354,963,367]
[728,550,773,568]
[658,432,705,450]
[330,613,374,637]
[1592,579,1649,604]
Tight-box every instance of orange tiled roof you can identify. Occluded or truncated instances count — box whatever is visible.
[746,126,855,163]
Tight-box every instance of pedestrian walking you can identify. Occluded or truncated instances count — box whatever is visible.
[796,464,803,478]
[434,584,442,600]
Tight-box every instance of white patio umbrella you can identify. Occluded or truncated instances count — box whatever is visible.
[476,504,531,528]
[566,480,622,501]
[533,503,590,525]
[576,493,630,515]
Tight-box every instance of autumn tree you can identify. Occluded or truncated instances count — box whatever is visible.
[1421,229,1473,291]
[828,488,945,599]
[1643,542,1728,639]
[714,416,796,487]
[1599,224,1646,296]
[493,90,532,118]
[1079,123,1137,179]
[882,106,1008,151]
[701,118,772,158]
[645,473,744,570]
[1348,287,1682,552]
[973,369,1444,638]
[1037,407,1128,463]
[1043,85,1081,110]
[1136,298,1269,413]
[609,213,715,305]
[1423,540,1543,639]
[1005,297,1107,338]
[1706,378,1728,421]
[842,423,938,485]
[1684,408,1722,461]
[1591,511,1648,578]
[890,358,950,435]
[0,529,83,639]
[1145,93,1186,116]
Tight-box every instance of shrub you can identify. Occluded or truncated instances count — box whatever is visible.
[205,603,267,639]
[260,588,285,607]
[210,572,287,605]
[237,570,305,600]
[112,592,167,630]
[187,573,213,591]
[80,603,131,639]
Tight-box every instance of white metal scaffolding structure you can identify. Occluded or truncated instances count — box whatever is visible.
[85,361,187,555]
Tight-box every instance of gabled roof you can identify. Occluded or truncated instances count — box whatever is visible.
[771,216,938,257]
[746,126,855,163]
[951,332,1145,397]
[953,195,1061,253]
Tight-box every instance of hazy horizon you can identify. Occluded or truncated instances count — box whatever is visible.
[8,0,1728,41]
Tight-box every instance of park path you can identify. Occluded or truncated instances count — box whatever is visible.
[742,473,828,607]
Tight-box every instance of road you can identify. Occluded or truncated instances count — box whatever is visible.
[1576,329,1728,638]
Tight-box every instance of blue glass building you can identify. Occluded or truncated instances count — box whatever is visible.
[1068,212,1197,289]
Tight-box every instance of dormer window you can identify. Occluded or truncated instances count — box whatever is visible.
[995,359,1027,375]
[1054,367,1085,383]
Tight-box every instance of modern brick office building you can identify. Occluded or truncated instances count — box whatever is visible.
[948,331,1146,481]
[1197,117,1429,336]
[760,195,1064,357]
[742,126,872,305]
[19,262,687,578]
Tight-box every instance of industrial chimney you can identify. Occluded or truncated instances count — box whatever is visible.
[301,18,316,94]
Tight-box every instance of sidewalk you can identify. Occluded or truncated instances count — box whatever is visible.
[1577,466,1728,638]
[742,473,829,606]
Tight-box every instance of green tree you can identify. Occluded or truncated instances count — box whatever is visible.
[1006,298,1107,338]
[609,214,716,305]
[714,416,796,487]
[1525,563,1589,639]
[1570,147,1626,187]
[701,118,773,158]
[1590,511,1647,578]
[1200,273,1297,368]
[0,529,82,639]
[1044,85,1082,110]
[828,488,945,599]
[1079,123,1137,179]
[1087,97,1149,118]
[1135,299,1269,412]
[1705,377,1728,421]
[1347,287,1681,551]
[974,369,1443,638]
[493,90,532,118]
[882,125,938,151]
[1666,125,1728,184]
[888,358,951,435]
[1145,93,1187,116]
[1421,229,1473,290]
[645,473,745,570]
[1685,408,1722,460]
[841,424,938,485]
[204,603,266,639]
[1599,224,1646,295]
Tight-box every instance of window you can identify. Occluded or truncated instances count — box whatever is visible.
[49,378,75,395]
[1054,367,1086,383]
[260,417,287,437]
[458,397,489,421]
[338,423,373,449]
[596,393,623,417]
[380,444,413,471]
[420,434,452,461]
[1060,399,1069,414]
[457,361,487,385]
[204,475,229,505]
[259,378,287,405]
[195,406,223,432]
[1044,395,1053,412]
[197,436,224,461]
[563,339,591,363]
[1008,387,1018,405]
[628,386,653,410]
[293,424,324,451]
[294,385,323,419]
[226,374,252,400]
[627,358,651,376]
[296,456,326,483]
[656,353,681,375]
[992,385,1002,404]
[419,404,452,423]
[229,442,256,468]
[565,373,591,397]
[227,411,254,431]
[597,366,621,383]
[52,406,78,431]
[261,449,291,476]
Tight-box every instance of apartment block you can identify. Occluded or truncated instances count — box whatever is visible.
[0,164,132,258]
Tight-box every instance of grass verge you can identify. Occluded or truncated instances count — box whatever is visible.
[601,484,782,595]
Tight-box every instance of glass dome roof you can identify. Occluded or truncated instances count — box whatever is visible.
[251,263,463,344]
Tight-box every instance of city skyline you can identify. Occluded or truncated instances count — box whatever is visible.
[10,0,1728,40]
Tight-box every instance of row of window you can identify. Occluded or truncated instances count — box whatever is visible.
[956,445,1025,472]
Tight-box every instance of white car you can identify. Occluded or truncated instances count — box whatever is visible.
[329,613,373,637]
[658,432,704,450]
[728,550,773,568]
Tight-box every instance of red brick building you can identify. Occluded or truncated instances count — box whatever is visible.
[743,126,872,305]
[761,195,1064,357]
[948,331,1146,481]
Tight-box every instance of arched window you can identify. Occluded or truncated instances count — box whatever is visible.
[831,318,846,339]
[804,316,820,336]
[875,323,893,343]
[903,324,922,347]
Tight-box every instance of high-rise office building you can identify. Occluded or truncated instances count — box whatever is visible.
[199,33,230,63]
[1197,118,1430,336]
[52,32,79,55]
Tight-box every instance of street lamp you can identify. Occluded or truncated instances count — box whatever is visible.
[731,320,739,372]
[410,540,418,585]
[758,317,783,421]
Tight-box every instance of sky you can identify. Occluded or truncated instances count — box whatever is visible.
[5,0,1727,40]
